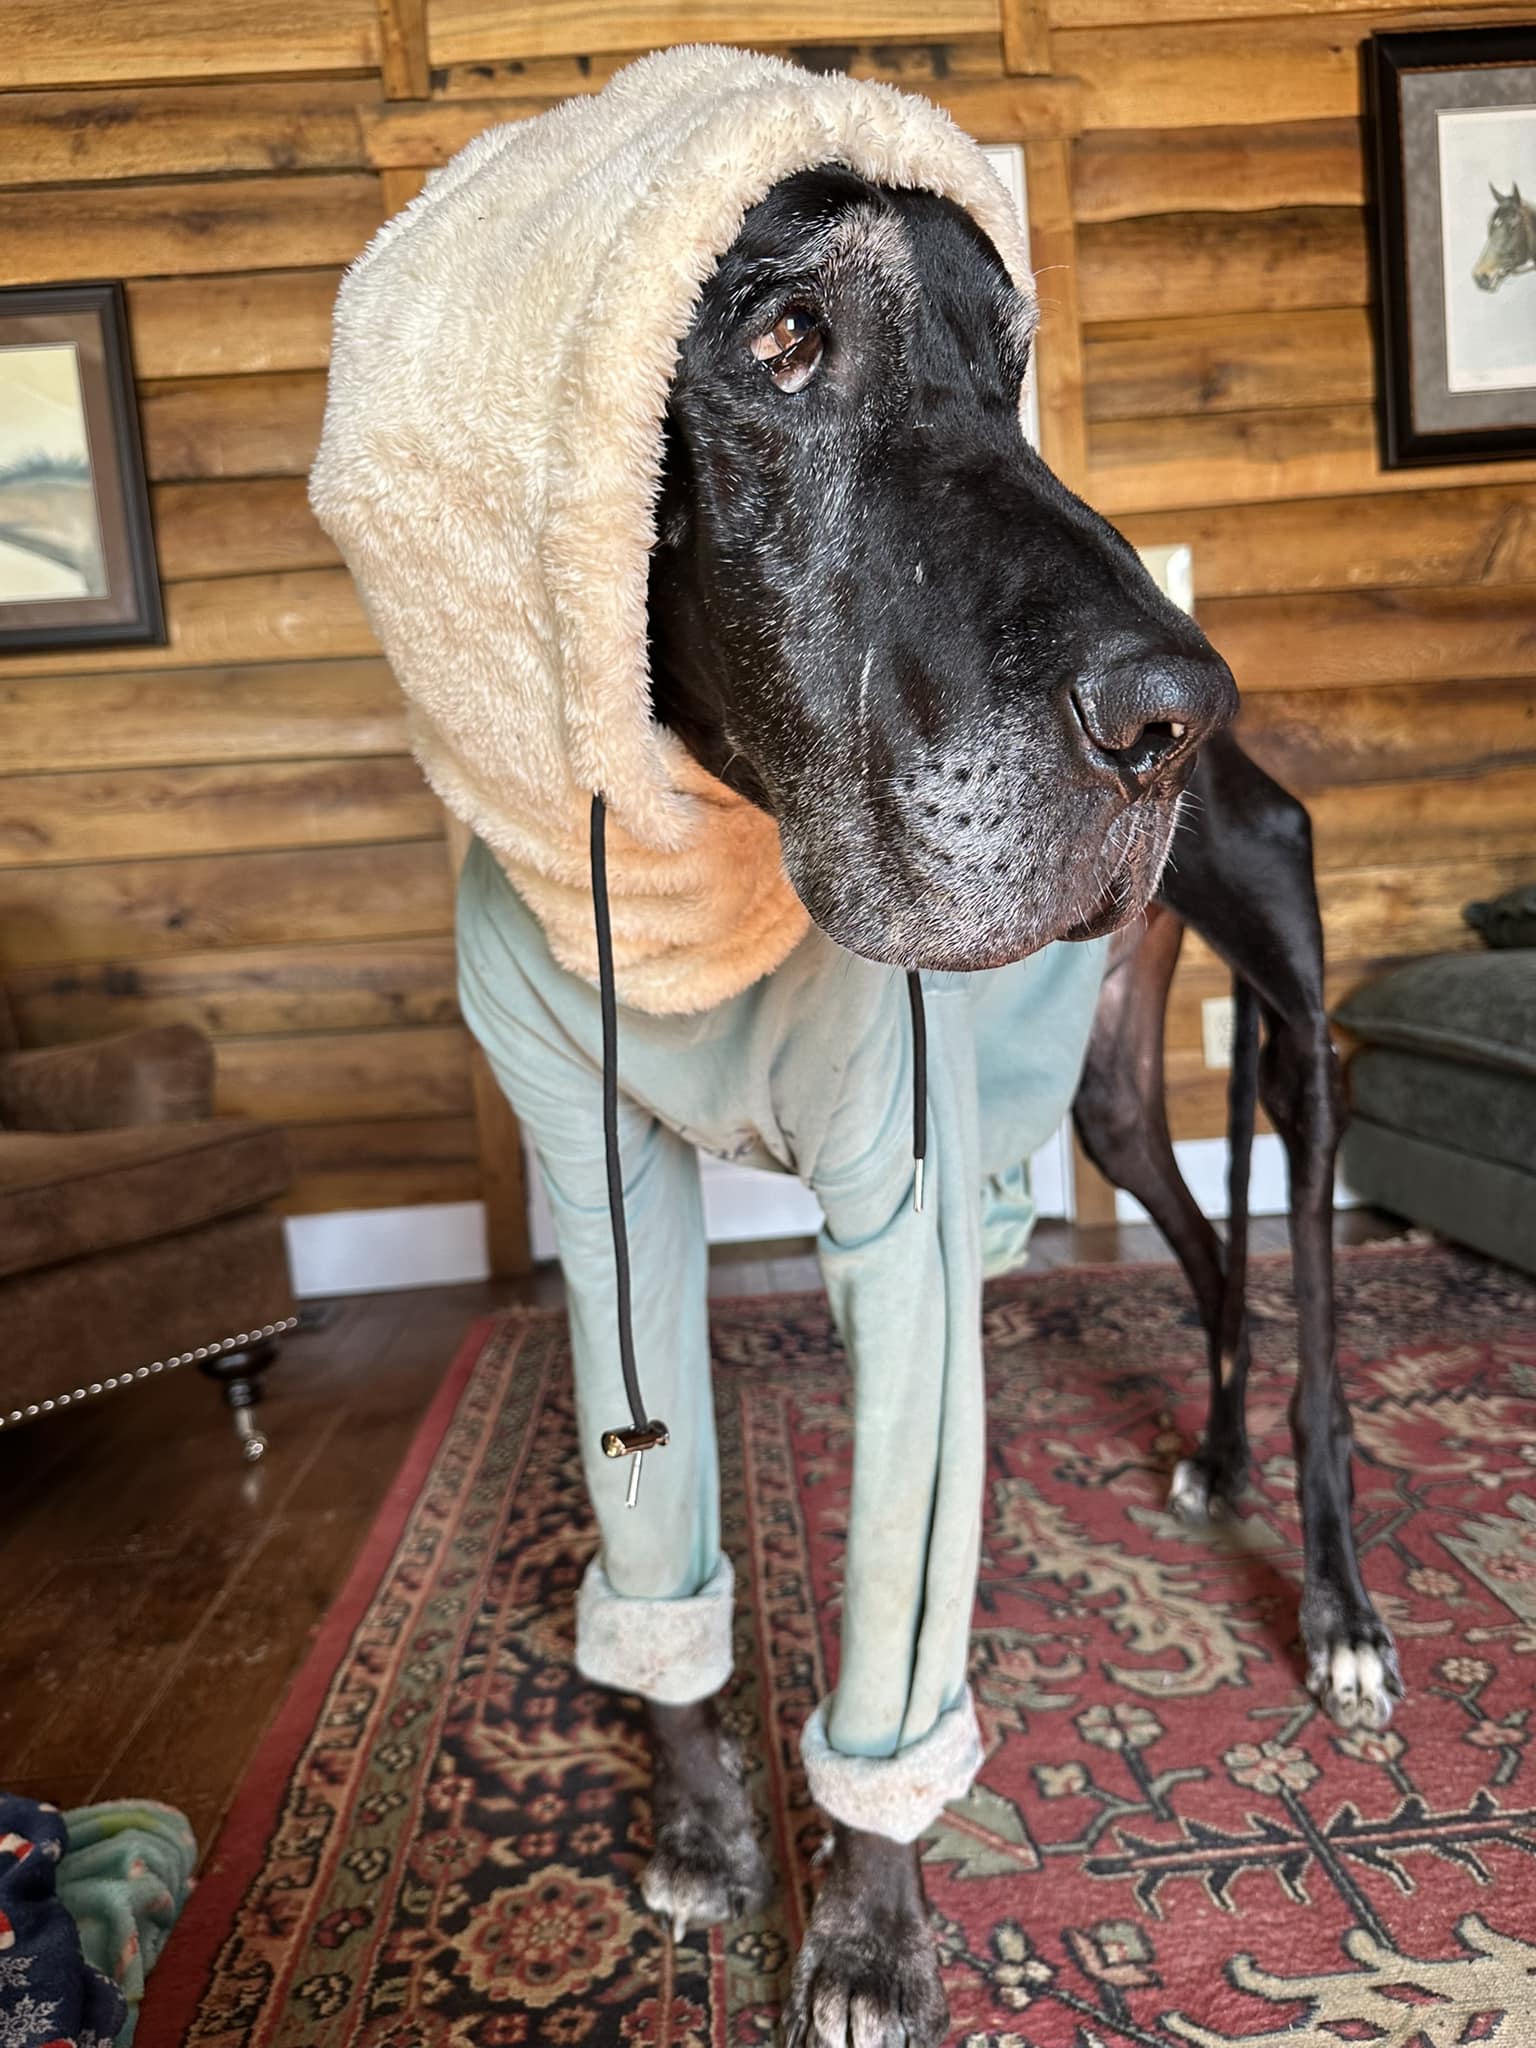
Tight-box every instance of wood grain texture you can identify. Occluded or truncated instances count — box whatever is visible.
[1072,119,1363,221]
[0,757,438,867]
[1315,856,1535,960]
[1085,307,1372,421]
[152,479,339,582]
[214,1024,472,1124]
[1,176,381,286]
[1088,405,1536,514]
[1,938,459,1045]
[7,0,378,88]
[0,81,370,183]
[1076,209,1368,325]
[1001,0,1052,73]
[377,0,430,99]
[425,1,997,68]
[127,272,341,381]
[427,35,1012,99]
[0,571,377,679]
[361,72,1082,164]
[0,842,452,970]
[1237,680,1536,792]
[0,661,406,773]
[1201,586,1536,694]
[1025,139,1088,491]
[1119,485,1536,598]
[140,373,326,482]
[1055,0,1521,27]
[1306,768,1536,872]
[1055,17,1363,131]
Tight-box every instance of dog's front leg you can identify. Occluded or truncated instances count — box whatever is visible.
[642,1694,773,1940]
[783,1823,948,2048]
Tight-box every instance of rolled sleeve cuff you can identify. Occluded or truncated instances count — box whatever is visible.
[800,1688,984,1843]
[575,1552,735,1705]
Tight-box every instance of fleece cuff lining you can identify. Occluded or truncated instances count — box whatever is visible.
[800,1690,984,1843]
[575,1552,735,1705]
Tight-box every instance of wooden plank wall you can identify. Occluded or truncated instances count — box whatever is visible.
[2,1,1532,1238]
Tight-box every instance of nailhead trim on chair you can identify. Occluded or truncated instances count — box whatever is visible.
[1,1316,300,1431]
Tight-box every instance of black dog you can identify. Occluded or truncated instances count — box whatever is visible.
[1075,735,1403,1729]
[644,165,1387,2046]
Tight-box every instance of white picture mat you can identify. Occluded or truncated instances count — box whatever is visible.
[1437,103,1536,393]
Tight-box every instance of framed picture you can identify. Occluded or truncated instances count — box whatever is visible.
[0,281,164,652]
[1370,27,1536,469]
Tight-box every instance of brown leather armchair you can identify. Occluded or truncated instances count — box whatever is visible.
[0,1004,297,1459]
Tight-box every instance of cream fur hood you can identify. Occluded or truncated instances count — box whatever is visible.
[311,44,1034,1014]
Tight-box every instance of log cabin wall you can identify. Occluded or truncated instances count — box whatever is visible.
[1,1,1532,1254]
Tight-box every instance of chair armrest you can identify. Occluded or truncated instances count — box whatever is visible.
[0,1025,216,1130]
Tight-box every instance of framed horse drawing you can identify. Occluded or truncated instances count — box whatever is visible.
[0,282,164,653]
[1369,26,1536,469]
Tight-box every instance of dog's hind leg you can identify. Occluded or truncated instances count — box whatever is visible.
[643,1696,773,1941]
[1162,734,1402,1728]
[1071,904,1254,1518]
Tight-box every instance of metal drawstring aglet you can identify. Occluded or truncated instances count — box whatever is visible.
[602,1420,670,1508]
[913,1156,926,1214]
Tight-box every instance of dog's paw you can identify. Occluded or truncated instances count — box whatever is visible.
[1168,1458,1217,1524]
[1304,1619,1404,1730]
[782,1922,948,2048]
[641,1810,772,1944]
[1168,1452,1247,1525]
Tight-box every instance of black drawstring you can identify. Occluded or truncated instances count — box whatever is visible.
[591,793,668,1504]
[907,969,927,1212]
[586,792,928,1500]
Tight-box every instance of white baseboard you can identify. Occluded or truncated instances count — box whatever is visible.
[285,1132,1356,1295]
[285,1201,490,1297]
[1110,1132,1362,1226]
[527,1124,1080,1264]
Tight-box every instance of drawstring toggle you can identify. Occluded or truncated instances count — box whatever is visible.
[591,792,668,1509]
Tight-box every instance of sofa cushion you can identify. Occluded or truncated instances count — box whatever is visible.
[0,1024,214,1131]
[1349,1047,1536,1178]
[1341,1119,1536,1279]
[1334,953,1536,1078]
[0,1119,290,1279]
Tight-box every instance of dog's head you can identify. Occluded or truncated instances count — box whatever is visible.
[648,167,1236,970]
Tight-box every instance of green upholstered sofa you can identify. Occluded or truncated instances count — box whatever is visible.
[1336,944,1535,1279]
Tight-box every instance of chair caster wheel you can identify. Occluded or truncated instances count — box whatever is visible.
[234,1406,267,1461]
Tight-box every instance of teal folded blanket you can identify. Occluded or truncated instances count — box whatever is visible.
[58,1802,197,2046]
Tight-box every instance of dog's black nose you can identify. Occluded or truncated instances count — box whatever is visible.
[1068,652,1236,797]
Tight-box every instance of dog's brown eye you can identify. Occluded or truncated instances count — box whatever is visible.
[749,308,823,393]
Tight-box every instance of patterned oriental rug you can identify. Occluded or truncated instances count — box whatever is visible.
[140,1243,1536,2048]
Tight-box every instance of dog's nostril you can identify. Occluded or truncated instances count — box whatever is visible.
[1069,657,1235,796]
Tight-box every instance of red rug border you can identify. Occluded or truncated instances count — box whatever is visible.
[139,1309,512,2047]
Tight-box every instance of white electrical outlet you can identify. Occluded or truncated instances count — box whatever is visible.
[1202,994,1235,1070]
[1135,542,1194,616]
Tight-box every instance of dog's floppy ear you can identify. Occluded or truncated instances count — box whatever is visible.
[653,417,695,553]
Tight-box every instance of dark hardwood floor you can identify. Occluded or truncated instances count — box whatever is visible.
[0,1210,1407,1852]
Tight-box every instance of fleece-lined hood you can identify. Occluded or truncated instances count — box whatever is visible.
[310,44,1035,1014]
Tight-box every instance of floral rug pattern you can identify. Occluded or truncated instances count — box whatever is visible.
[142,1244,1536,2047]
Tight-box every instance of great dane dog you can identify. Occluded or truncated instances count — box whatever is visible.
[642,164,1396,2044]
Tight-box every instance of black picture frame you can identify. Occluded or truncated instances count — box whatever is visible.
[1369,27,1536,469]
[0,280,164,652]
